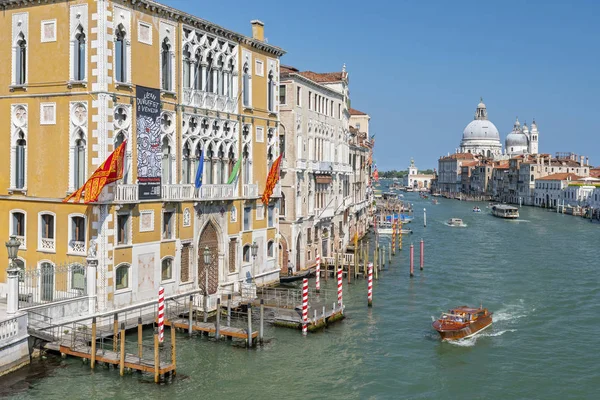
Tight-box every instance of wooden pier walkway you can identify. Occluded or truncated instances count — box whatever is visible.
[164,318,258,340]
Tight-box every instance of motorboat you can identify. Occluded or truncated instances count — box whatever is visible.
[491,204,519,219]
[472,207,482,213]
[432,305,493,341]
[432,199,439,205]
[446,218,466,227]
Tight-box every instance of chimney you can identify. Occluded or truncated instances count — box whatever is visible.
[580,155,584,166]
[586,156,589,166]
[251,20,265,41]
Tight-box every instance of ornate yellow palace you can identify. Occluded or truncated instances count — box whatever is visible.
[0,0,284,311]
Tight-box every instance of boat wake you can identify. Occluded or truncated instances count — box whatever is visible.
[445,329,517,347]
[443,222,467,227]
[494,300,531,323]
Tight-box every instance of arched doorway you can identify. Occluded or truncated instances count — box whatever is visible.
[279,236,288,274]
[198,222,219,295]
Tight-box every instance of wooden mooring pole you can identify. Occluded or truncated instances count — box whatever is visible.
[113,314,118,352]
[374,247,378,280]
[171,324,176,375]
[188,295,193,337]
[247,303,253,348]
[154,331,160,383]
[215,298,221,340]
[91,317,97,369]
[260,299,264,344]
[227,294,232,327]
[138,317,143,359]
[119,323,125,376]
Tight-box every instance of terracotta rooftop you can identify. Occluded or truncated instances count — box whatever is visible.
[439,153,476,161]
[349,108,368,116]
[590,168,600,178]
[537,173,584,181]
[298,71,345,83]
[461,161,479,167]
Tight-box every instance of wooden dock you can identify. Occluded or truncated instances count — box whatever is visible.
[43,317,176,383]
[164,318,258,341]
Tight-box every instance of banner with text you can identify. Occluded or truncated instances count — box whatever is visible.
[136,86,162,200]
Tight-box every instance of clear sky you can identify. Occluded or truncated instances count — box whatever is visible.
[165,0,599,171]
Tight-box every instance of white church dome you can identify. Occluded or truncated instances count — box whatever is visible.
[462,119,501,141]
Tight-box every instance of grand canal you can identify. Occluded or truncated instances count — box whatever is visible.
[3,189,599,399]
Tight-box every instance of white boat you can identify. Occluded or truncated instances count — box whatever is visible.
[491,204,519,219]
[446,218,466,227]
[472,207,482,213]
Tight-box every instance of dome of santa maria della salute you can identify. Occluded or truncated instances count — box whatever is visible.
[459,98,502,158]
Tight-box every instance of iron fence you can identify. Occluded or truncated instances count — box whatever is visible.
[18,262,87,309]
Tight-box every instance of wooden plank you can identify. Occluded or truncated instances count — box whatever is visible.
[167,319,258,339]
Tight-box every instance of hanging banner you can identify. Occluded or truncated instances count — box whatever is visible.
[136,86,162,199]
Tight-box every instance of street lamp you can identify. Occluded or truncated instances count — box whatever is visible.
[5,235,20,265]
[203,246,211,323]
[5,235,21,315]
[251,242,258,282]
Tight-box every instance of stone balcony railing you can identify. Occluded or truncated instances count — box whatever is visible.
[308,161,319,171]
[182,89,237,113]
[162,184,194,201]
[271,183,282,197]
[317,161,333,173]
[68,240,86,255]
[15,235,25,249]
[296,159,307,170]
[243,184,259,198]
[114,184,139,203]
[40,238,55,251]
[198,184,236,201]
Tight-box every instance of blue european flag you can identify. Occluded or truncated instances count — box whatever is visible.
[195,152,204,189]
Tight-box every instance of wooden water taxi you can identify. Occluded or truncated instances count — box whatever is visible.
[491,204,519,219]
[432,306,493,341]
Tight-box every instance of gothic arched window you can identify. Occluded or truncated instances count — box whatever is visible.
[15,34,27,85]
[74,26,86,81]
[115,25,127,83]
[161,38,172,91]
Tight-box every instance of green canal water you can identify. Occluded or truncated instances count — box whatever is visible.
[3,191,599,399]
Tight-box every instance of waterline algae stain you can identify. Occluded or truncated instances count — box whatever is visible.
[3,192,599,399]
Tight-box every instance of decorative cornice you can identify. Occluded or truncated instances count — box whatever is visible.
[0,0,286,56]
[280,73,344,99]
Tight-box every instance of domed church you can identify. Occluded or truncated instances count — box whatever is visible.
[459,98,503,157]
[505,117,539,156]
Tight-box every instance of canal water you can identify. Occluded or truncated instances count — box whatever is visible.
[3,189,599,399]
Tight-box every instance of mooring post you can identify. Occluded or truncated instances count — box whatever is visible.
[138,317,143,360]
[366,242,370,279]
[424,208,427,228]
[215,298,221,340]
[259,299,264,344]
[203,290,208,323]
[420,239,424,270]
[389,243,392,262]
[382,246,385,267]
[367,262,373,307]
[113,314,118,352]
[410,243,415,277]
[374,247,378,280]
[91,317,97,369]
[227,294,232,327]
[153,331,160,383]
[354,246,359,280]
[119,323,125,376]
[170,324,176,375]
[188,295,193,337]
[247,303,253,347]
[399,222,403,250]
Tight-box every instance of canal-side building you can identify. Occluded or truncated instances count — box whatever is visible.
[348,125,373,241]
[436,153,477,194]
[534,173,583,208]
[403,158,434,190]
[278,65,353,273]
[0,0,284,311]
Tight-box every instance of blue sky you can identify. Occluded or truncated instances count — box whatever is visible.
[166,0,600,171]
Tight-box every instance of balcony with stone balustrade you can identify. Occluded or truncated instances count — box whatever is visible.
[182,89,237,113]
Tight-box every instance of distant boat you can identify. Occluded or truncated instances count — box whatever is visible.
[432,199,439,205]
[491,204,519,219]
[473,207,482,213]
[446,218,466,227]
[432,305,493,341]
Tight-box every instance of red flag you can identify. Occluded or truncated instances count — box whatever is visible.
[261,155,283,204]
[63,141,127,204]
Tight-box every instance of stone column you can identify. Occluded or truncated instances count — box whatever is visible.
[6,262,19,315]
[87,257,98,315]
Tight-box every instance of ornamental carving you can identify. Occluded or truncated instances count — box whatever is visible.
[72,103,87,126]
[13,106,27,127]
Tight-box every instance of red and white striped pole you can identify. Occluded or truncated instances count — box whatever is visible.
[302,278,308,336]
[315,254,321,293]
[420,238,424,270]
[158,286,165,343]
[337,265,343,308]
[367,262,373,307]
[410,243,414,278]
